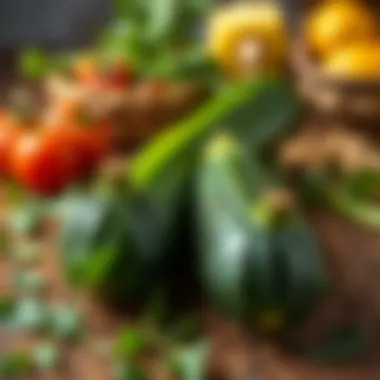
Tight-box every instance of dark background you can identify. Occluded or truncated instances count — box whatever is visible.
[0,0,110,48]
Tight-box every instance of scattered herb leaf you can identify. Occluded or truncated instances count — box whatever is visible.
[33,342,59,372]
[0,352,34,378]
[11,297,49,332]
[48,303,82,342]
[13,271,45,296]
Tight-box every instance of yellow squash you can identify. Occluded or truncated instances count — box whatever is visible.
[207,1,287,78]
[305,0,376,59]
[323,42,380,78]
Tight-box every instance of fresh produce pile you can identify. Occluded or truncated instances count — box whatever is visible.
[3,0,380,378]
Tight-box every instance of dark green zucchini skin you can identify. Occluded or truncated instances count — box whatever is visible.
[272,220,328,327]
[58,193,161,307]
[196,134,278,322]
[197,134,328,332]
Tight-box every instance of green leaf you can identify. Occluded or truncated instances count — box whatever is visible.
[327,185,380,229]
[99,21,148,68]
[33,342,59,372]
[224,79,300,151]
[147,47,215,82]
[19,49,49,79]
[11,297,49,332]
[142,287,169,327]
[112,361,148,380]
[48,303,82,342]
[147,0,179,42]
[0,352,34,378]
[13,271,45,295]
[170,341,210,380]
[113,328,150,360]
[0,295,15,322]
[346,170,380,200]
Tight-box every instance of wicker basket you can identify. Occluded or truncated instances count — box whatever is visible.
[281,0,380,120]
[44,75,210,150]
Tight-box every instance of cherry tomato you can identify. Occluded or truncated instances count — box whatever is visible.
[11,131,73,195]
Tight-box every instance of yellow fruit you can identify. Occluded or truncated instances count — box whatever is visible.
[207,2,287,77]
[323,43,380,78]
[305,0,376,59]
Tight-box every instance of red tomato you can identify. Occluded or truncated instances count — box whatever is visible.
[45,118,112,180]
[11,131,73,195]
[0,112,21,177]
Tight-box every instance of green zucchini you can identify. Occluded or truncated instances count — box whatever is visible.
[197,133,327,332]
[196,134,278,323]
[58,193,160,306]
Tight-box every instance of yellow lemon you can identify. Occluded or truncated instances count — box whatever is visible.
[305,0,376,59]
[323,42,380,78]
